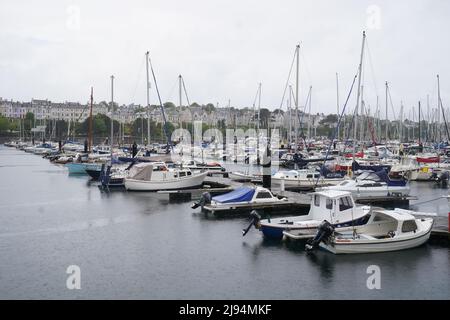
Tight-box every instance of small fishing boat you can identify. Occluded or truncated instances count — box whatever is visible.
[245,190,371,239]
[192,186,289,214]
[124,162,208,191]
[304,209,434,254]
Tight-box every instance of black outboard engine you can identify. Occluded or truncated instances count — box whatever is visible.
[440,171,449,187]
[305,220,335,252]
[242,210,262,236]
[191,192,212,209]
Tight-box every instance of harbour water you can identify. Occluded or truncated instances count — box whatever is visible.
[0,145,448,299]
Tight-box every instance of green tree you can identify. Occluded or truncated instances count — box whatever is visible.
[0,116,10,133]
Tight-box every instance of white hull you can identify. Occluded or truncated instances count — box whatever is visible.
[272,177,344,188]
[322,185,410,198]
[125,171,207,191]
[320,219,433,254]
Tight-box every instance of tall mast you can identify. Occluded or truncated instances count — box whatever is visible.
[288,84,292,145]
[437,74,450,142]
[419,101,421,144]
[146,51,151,146]
[336,72,340,141]
[88,87,93,153]
[110,75,114,151]
[385,81,388,142]
[295,44,300,145]
[178,75,183,130]
[353,31,365,160]
[257,82,261,165]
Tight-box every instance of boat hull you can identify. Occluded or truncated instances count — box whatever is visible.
[124,171,208,191]
[260,213,371,240]
[320,221,433,254]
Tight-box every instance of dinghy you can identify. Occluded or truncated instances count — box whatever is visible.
[305,209,434,254]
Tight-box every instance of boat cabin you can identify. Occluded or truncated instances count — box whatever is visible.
[309,190,363,225]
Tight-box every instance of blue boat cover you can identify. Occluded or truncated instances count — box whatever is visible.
[212,187,255,203]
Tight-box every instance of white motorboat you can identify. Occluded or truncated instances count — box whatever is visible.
[124,162,208,191]
[319,170,410,198]
[255,190,371,239]
[308,209,434,254]
[272,169,345,189]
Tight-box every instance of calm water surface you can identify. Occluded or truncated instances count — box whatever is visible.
[0,146,448,299]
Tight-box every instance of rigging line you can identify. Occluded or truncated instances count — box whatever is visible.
[181,77,191,106]
[165,78,179,103]
[148,55,172,150]
[365,39,379,97]
[278,47,297,110]
[299,45,312,86]
[130,55,146,103]
[314,72,359,187]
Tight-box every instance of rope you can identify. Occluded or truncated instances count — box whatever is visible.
[278,46,298,110]
[411,196,447,206]
[314,71,359,187]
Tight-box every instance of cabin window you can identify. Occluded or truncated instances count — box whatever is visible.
[402,220,418,233]
[314,174,320,179]
[187,171,192,176]
[307,174,313,179]
[314,195,320,207]
[179,172,186,177]
[339,197,353,211]
[256,192,273,199]
[326,199,333,210]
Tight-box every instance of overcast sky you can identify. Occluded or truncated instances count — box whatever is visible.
[1,0,450,119]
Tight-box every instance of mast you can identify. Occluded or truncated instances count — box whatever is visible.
[110,75,114,151]
[88,87,93,153]
[178,75,183,131]
[437,74,450,142]
[146,51,151,146]
[418,101,421,144]
[336,72,340,141]
[257,82,261,165]
[288,84,292,145]
[295,44,300,145]
[385,81,388,143]
[353,31,365,161]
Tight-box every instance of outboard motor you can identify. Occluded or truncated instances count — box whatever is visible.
[305,220,335,252]
[440,171,449,187]
[191,192,212,209]
[242,210,262,236]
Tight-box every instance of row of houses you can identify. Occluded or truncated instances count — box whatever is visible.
[0,98,324,129]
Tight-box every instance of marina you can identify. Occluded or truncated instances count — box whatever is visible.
[1,0,450,304]
[0,144,449,299]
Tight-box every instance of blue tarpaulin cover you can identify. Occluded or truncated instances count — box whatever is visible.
[212,187,255,203]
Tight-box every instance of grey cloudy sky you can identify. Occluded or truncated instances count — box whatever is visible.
[1,0,449,119]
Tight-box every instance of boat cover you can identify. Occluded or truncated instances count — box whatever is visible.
[352,161,391,173]
[374,169,407,186]
[212,187,255,203]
